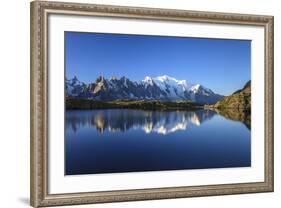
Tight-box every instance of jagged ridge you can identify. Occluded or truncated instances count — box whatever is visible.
[66,75,224,104]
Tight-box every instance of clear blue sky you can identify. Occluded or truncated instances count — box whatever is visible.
[65,32,251,96]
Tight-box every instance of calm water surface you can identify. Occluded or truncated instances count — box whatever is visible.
[65,109,251,175]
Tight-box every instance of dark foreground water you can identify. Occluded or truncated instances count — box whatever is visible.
[65,109,251,175]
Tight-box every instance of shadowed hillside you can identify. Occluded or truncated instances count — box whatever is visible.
[205,81,251,129]
[213,80,251,111]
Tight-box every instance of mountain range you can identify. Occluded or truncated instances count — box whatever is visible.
[66,75,224,104]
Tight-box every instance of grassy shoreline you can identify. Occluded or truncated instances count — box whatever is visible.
[66,98,204,111]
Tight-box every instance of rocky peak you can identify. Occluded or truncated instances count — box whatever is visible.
[143,76,154,86]
[73,75,78,81]
[120,76,128,83]
[109,76,118,81]
[96,76,105,83]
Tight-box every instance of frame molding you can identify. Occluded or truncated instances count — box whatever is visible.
[30,1,274,207]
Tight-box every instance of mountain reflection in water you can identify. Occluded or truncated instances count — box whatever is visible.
[65,108,251,175]
[66,109,218,135]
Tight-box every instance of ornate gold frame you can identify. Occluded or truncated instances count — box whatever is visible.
[30,1,274,207]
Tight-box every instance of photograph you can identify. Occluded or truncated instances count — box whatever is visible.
[64,32,251,175]
[30,1,274,206]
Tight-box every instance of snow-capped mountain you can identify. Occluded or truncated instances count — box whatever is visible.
[66,75,223,104]
[150,75,190,99]
[65,76,88,96]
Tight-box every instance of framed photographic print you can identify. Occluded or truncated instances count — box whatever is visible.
[30,1,274,207]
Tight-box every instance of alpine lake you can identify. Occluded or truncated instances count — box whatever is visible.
[65,104,251,175]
